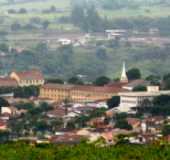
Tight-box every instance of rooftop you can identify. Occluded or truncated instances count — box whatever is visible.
[119,90,170,97]
[42,83,124,93]
[12,69,44,80]
[0,77,18,87]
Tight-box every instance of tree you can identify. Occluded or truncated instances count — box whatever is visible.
[0,97,9,107]
[0,43,9,52]
[107,96,120,109]
[50,5,56,12]
[46,78,64,84]
[35,42,48,54]
[163,73,170,90]
[146,75,160,85]
[127,68,141,80]
[94,76,111,86]
[153,95,170,106]
[133,85,147,91]
[42,20,50,30]
[162,125,170,136]
[15,102,34,110]
[18,8,27,14]
[68,77,84,85]
[71,4,104,32]
[14,86,40,98]
[96,47,107,60]
[115,119,132,130]
[11,22,21,31]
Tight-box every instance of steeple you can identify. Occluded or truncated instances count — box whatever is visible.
[120,61,128,83]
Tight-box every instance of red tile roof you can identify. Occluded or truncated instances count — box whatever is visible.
[14,69,44,80]
[50,133,84,144]
[42,83,124,93]
[0,77,18,87]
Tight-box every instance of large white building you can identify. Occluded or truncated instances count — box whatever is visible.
[118,86,170,112]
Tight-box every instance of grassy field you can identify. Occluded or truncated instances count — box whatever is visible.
[0,0,71,10]
[100,6,170,19]
[1,0,170,22]
[1,0,170,28]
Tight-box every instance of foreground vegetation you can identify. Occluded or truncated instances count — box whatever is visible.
[0,142,169,160]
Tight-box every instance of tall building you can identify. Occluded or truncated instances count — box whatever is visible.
[120,61,128,83]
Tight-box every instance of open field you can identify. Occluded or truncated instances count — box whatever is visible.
[1,0,170,22]
[0,0,71,10]
[100,6,170,19]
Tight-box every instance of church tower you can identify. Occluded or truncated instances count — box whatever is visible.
[120,61,128,83]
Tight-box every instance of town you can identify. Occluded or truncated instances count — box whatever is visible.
[1,0,170,159]
[0,62,169,146]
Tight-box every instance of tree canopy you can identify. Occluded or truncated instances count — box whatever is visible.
[127,68,141,80]
[94,76,111,86]
[107,96,120,109]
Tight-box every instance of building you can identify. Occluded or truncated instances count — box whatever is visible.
[40,62,130,103]
[105,29,126,40]
[40,83,123,103]
[10,69,44,87]
[118,86,170,112]
[0,77,18,88]
[122,79,149,91]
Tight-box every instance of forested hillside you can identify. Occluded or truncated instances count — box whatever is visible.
[0,0,170,79]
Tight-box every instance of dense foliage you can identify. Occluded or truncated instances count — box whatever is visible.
[107,96,120,109]
[0,142,169,160]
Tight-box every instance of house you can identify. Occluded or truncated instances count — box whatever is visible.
[50,132,85,144]
[1,106,18,117]
[0,121,7,130]
[101,131,114,144]
[46,107,66,118]
[58,38,72,45]
[126,118,141,131]
[87,117,105,128]
[105,29,127,40]
[10,69,45,87]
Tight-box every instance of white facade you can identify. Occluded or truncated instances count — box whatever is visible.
[1,107,12,115]
[120,61,128,83]
[58,39,72,45]
[118,86,170,112]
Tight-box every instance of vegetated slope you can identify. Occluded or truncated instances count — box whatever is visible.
[0,142,169,160]
[1,44,170,79]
